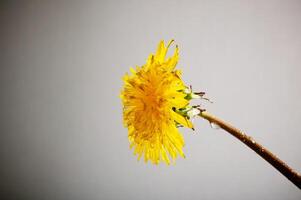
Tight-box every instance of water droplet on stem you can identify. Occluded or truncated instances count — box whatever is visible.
[210,122,220,129]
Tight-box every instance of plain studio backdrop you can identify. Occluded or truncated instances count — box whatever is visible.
[0,0,300,199]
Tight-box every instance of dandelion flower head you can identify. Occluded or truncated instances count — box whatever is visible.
[120,40,200,165]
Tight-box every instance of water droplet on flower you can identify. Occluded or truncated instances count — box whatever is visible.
[210,122,220,129]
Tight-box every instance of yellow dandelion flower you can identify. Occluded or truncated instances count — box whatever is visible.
[120,40,197,165]
[122,41,301,187]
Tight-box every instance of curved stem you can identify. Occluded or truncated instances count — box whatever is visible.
[199,111,301,189]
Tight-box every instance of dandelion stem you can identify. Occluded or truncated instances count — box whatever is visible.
[198,111,301,189]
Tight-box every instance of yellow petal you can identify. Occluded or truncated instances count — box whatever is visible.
[169,97,188,108]
[155,40,167,63]
[130,67,136,74]
[164,45,179,71]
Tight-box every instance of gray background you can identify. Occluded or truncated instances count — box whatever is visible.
[1,0,300,199]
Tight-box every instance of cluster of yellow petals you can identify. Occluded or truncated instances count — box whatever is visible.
[120,40,193,164]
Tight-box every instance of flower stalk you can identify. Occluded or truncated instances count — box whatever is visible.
[198,110,301,189]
